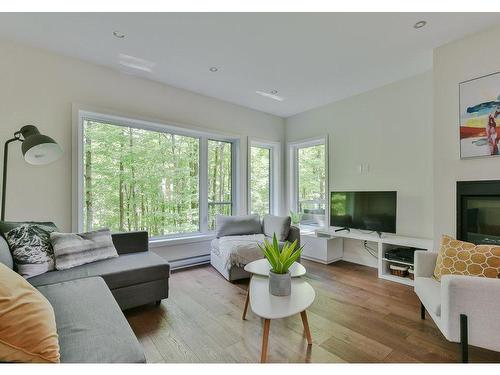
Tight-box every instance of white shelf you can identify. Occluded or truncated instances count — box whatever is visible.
[382,258,414,267]
[312,226,433,286]
[316,227,433,249]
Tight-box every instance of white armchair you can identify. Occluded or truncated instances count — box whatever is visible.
[414,250,500,362]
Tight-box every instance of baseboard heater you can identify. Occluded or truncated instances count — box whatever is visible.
[169,254,211,270]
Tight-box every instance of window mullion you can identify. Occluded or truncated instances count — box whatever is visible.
[199,137,209,233]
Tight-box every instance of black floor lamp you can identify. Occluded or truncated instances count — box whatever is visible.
[2,125,63,221]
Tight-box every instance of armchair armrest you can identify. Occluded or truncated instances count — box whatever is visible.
[286,226,301,247]
[440,275,500,351]
[111,231,149,255]
[414,250,438,278]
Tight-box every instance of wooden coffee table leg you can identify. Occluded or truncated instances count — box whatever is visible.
[261,319,271,363]
[300,310,312,345]
[242,290,250,320]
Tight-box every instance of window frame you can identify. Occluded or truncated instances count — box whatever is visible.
[73,107,239,239]
[247,138,281,216]
[288,135,329,228]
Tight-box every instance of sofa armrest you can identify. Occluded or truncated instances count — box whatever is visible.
[286,226,301,247]
[414,250,438,278]
[112,231,149,255]
[440,275,500,351]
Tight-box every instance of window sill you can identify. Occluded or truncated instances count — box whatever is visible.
[149,233,216,248]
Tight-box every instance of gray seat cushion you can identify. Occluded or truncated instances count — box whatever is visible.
[29,251,170,290]
[414,276,441,317]
[37,277,145,363]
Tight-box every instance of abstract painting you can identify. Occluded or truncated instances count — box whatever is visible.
[459,71,500,159]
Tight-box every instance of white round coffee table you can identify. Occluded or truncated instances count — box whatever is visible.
[241,259,306,321]
[249,275,316,362]
[243,258,306,277]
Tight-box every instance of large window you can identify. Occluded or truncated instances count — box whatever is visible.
[77,112,237,238]
[248,140,280,216]
[289,137,328,227]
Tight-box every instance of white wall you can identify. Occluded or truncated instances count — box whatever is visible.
[286,72,434,267]
[0,37,285,262]
[433,24,500,248]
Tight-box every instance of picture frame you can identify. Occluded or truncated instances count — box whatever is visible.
[459,71,500,159]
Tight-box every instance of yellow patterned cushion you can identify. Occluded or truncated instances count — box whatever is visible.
[433,235,500,281]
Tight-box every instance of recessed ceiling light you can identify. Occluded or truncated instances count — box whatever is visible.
[209,67,218,72]
[256,90,285,102]
[413,21,427,29]
[113,31,125,39]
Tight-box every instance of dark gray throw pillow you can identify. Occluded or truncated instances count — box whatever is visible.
[215,214,262,238]
[50,228,118,270]
[0,221,59,278]
[262,215,292,241]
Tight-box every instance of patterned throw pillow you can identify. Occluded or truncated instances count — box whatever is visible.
[433,235,500,281]
[0,222,59,279]
[50,228,118,270]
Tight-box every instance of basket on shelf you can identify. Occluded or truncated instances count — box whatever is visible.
[408,267,414,280]
[389,264,409,278]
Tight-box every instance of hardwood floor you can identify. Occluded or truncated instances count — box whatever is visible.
[125,260,500,363]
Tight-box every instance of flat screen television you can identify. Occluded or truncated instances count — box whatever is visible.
[330,191,397,234]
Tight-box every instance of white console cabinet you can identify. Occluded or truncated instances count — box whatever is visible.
[301,233,343,264]
[301,227,434,286]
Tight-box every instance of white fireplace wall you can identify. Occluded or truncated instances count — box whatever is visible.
[433,24,500,249]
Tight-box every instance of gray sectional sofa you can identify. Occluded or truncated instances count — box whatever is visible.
[0,230,170,363]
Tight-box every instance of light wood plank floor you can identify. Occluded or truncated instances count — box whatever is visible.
[125,260,500,363]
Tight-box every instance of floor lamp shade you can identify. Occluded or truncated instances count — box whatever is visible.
[19,125,63,165]
[1,125,63,220]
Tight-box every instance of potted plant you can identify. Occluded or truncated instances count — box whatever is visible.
[289,210,302,226]
[258,234,303,296]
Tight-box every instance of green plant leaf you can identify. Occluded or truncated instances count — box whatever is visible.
[281,246,303,272]
[259,239,279,271]
[279,241,293,264]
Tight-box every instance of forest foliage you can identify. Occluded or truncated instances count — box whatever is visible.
[250,146,271,216]
[297,144,326,225]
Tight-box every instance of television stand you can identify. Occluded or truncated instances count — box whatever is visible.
[303,227,434,286]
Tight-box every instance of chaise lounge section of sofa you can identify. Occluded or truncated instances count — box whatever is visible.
[210,214,301,282]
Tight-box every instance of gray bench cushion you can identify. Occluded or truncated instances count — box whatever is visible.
[262,215,291,241]
[37,277,145,363]
[29,251,170,290]
[216,214,262,238]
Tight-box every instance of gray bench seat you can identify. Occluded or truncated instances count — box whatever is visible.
[37,276,145,363]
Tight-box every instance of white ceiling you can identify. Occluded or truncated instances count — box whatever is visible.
[1,13,500,117]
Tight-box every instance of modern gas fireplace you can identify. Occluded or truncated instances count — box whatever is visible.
[457,180,500,245]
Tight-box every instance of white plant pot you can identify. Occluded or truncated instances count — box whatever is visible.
[269,270,291,296]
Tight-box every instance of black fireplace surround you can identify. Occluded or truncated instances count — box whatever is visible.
[457,180,500,245]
